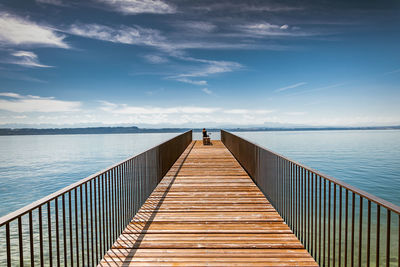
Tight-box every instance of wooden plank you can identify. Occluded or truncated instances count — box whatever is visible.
[124,222,292,234]
[132,212,284,222]
[99,140,317,266]
[139,204,276,212]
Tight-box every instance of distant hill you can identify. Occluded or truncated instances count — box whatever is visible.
[226,126,400,132]
[0,126,190,136]
[0,125,398,136]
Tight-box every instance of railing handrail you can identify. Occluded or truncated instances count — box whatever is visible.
[221,129,400,214]
[0,130,192,227]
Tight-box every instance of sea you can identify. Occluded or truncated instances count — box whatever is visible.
[0,130,399,218]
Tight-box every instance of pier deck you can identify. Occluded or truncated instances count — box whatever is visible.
[100,140,317,266]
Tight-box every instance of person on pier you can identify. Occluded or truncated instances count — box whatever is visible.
[202,128,211,145]
[202,128,207,138]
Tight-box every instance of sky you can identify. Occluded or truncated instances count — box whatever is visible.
[0,0,399,128]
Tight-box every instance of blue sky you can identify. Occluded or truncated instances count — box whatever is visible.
[0,0,399,128]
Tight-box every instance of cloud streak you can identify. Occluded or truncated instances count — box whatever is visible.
[100,102,219,114]
[67,23,245,85]
[68,23,167,48]
[275,82,307,92]
[8,51,52,68]
[178,21,217,32]
[287,83,346,96]
[176,60,242,78]
[88,102,288,126]
[36,0,64,6]
[202,88,212,95]
[1,98,397,127]
[168,58,242,85]
[189,2,302,13]
[383,68,400,75]
[239,22,295,37]
[0,93,81,112]
[67,22,259,52]
[95,0,176,14]
[236,22,316,38]
[173,78,207,86]
[99,101,276,117]
[223,109,274,114]
[143,54,168,64]
[285,111,307,116]
[0,12,69,48]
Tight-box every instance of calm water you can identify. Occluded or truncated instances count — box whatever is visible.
[0,133,180,217]
[235,130,400,206]
[0,130,399,218]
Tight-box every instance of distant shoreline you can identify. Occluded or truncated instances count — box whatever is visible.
[0,126,399,136]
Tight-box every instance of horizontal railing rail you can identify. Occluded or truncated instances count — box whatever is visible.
[221,130,399,267]
[0,130,192,266]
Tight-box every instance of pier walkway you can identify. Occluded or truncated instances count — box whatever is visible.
[100,141,317,266]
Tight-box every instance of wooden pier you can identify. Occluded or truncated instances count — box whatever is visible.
[100,140,317,266]
[1,130,397,266]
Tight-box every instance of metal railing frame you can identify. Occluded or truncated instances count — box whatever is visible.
[221,130,400,267]
[0,130,192,266]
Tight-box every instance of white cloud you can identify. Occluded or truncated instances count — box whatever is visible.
[13,115,27,119]
[36,0,63,6]
[181,21,216,32]
[8,51,52,68]
[240,22,288,35]
[100,102,220,115]
[1,99,398,127]
[176,59,242,78]
[12,51,36,58]
[223,109,251,114]
[173,41,261,50]
[0,12,69,48]
[174,78,208,86]
[238,22,310,37]
[143,54,168,64]
[98,100,118,112]
[192,3,301,13]
[223,109,274,115]
[96,0,176,14]
[67,23,245,86]
[145,88,164,96]
[67,23,246,86]
[285,111,307,116]
[0,92,81,112]
[275,82,307,92]
[68,23,168,49]
[202,88,212,95]
[0,92,24,98]
[92,102,284,126]
[94,102,281,126]
[67,22,259,53]
[169,58,242,85]
[3,113,398,128]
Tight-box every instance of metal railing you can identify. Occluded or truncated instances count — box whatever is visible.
[0,130,192,266]
[221,130,400,267]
